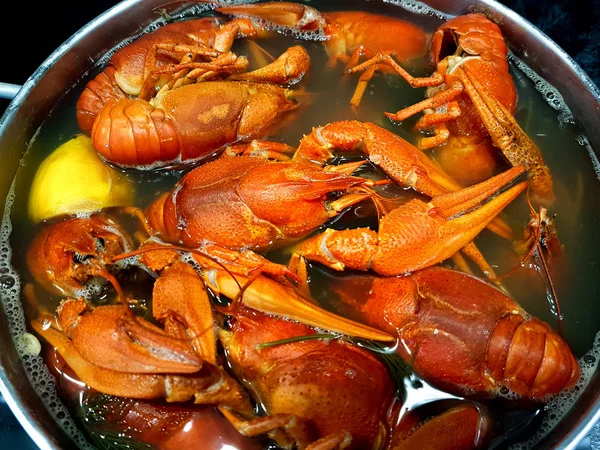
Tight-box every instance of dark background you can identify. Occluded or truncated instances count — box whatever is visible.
[0,0,598,111]
[0,0,599,448]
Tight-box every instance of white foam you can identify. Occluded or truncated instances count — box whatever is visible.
[73,210,92,219]
[577,134,600,181]
[74,277,110,300]
[508,52,575,125]
[383,0,453,20]
[508,330,600,449]
[0,180,94,449]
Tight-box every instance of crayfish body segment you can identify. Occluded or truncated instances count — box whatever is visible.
[335,267,580,399]
[91,80,300,168]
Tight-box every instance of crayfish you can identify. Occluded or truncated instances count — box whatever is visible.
[216,1,428,107]
[25,214,132,297]
[331,266,579,399]
[346,13,554,205]
[29,225,496,449]
[76,13,311,169]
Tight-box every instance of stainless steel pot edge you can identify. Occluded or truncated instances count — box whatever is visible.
[0,377,53,450]
[478,0,600,100]
[0,2,144,449]
[0,0,598,449]
[462,4,600,448]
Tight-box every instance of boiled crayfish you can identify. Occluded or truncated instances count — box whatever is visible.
[332,266,579,399]
[216,1,428,107]
[25,214,132,297]
[30,233,494,449]
[91,80,301,168]
[77,14,311,168]
[145,153,375,252]
[348,13,554,204]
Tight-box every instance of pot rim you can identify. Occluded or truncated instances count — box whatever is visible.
[0,1,598,449]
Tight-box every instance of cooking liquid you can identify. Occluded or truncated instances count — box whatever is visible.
[2,1,600,449]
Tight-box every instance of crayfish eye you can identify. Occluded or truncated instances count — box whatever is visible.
[95,237,106,253]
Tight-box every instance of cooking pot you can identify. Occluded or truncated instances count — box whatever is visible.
[0,0,599,449]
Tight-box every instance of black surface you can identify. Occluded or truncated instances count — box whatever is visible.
[0,1,598,449]
[0,0,598,113]
[500,0,600,86]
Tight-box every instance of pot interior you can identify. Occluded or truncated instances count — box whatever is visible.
[0,1,599,449]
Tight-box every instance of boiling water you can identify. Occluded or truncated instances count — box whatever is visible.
[1,0,600,449]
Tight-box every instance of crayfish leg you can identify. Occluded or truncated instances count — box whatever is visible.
[31,320,173,400]
[386,76,463,123]
[223,140,295,160]
[218,407,320,450]
[228,45,311,86]
[347,51,446,89]
[202,267,394,342]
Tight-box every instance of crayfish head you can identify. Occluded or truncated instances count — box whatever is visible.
[27,216,132,297]
[431,17,464,66]
[431,14,509,70]
[237,161,368,240]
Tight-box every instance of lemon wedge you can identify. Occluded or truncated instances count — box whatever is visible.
[28,135,134,223]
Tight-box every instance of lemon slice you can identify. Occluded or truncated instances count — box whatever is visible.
[28,135,134,223]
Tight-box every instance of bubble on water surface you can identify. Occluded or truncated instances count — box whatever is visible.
[576,134,600,181]
[508,330,600,449]
[384,0,453,20]
[0,181,95,449]
[508,52,575,125]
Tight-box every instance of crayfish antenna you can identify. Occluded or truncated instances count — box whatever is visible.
[536,236,563,334]
[490,189,564,333]
[94,267,126,305]
[246,39,276,63]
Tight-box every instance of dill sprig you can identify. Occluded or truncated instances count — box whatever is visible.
[256,333,338,349]
[257,333,412,400]
[76,393,153,450]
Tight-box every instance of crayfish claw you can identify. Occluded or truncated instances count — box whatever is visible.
[457,65,555,206]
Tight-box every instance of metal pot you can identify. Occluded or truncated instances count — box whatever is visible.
[0,1,598,449]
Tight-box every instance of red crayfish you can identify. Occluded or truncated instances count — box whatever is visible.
[76,14,310,168]
[347,13,554,204]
